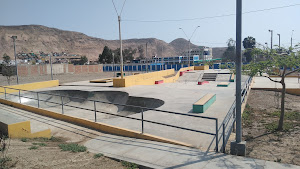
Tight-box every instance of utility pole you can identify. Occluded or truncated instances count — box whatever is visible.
[146,42,148,72]
[277,34,281,48]
[269,30,273,50]
[112,53,115,77]
[230,0,246,156]
[11,36,19,84]
[50,53,53,80]
[291,30,294,48]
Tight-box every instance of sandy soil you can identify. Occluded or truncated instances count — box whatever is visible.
[0,72,115,86]
[1,138,126,169]
[239,90,300,165]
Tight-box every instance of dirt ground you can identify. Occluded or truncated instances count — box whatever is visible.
[0,72,115,86]
[241,90,300,165]
[1,137,128,169]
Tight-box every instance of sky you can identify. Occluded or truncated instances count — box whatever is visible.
[0,0,299,47]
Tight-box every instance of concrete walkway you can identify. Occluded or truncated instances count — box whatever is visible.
[1,103,299,169]
[252,77,300,89]
[85,134,300,169]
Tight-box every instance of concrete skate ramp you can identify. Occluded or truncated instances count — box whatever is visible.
[20,90,164,119]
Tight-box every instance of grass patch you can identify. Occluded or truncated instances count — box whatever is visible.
[20,138,28,142]
[121,161,138,169]
[28,146,39,150]
[93,153,104,159]
[243,104,253,126]
[285,111,300,121]
[265,121,294,132]
[270,111,280,117]
[32,143,47,147]
[58,143,87,153]
[0,157,12,168]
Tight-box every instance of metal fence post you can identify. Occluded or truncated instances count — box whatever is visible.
[37,92,40,108]
[141,109,144,133]
[215,119,219,152]
[94,101,97,122]
[19,89,21,103]
[61,96,64,114]
[222,123,226,153]
[233,108,236,132]
[4,88,6,99]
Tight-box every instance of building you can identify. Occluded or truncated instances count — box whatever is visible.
[184,46,213,61]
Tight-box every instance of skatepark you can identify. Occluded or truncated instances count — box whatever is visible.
[0,66,251,151]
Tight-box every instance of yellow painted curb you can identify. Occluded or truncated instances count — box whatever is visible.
[0,98,193,148]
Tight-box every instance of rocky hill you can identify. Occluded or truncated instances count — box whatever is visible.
[0,25,224,61]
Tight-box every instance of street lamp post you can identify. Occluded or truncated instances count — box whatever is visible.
[146,42,148,72]
[118,16,124,79]
[112,0,127,79]
[277,34,281,48]
[179,26,200,67]
[268,30,273,50]
[291,30,294,48]
[11,36,19,84]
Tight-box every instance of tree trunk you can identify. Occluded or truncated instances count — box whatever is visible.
[278,77,286,131]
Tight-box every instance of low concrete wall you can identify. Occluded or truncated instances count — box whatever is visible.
[113,66,195,87]
[195,65,209,70]
[0,98,192,147]
[0,120,51,138]
[17,64,103,77]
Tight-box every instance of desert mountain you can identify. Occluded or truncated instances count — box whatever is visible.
[0,25,224,61]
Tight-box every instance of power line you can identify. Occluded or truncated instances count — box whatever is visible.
[123,3,300,23]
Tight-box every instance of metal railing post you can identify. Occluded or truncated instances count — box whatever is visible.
[4,87,6,99]
[222,123,225,153]
[215,119,219,152]
[37,92,40,108]
[233,108,236,132]
[141,109,144,133]
[19,89,21,103]
[61,96,64,114]
[94,101,97,122]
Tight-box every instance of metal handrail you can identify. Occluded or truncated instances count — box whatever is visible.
[216,76,252,152]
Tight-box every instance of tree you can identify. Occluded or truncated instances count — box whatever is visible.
[123,47,136,62]
[1,53,15,85]
[79,56,88,65]
[112,48,121,64]
[222,38,236,62]
[137,45,145,60]
[243,36,256,63]
[245,45,300,131]
[98,46,113,64]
